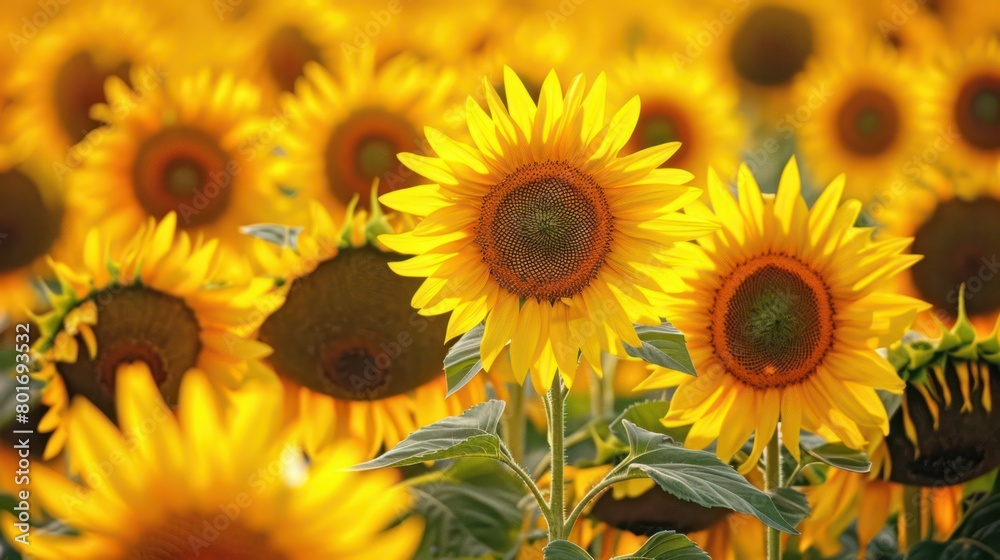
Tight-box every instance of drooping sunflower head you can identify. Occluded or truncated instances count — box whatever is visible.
[927,38,1000,179]
[882,299,1000,486]
[272,49,462,220]
[65,69,293,260]
[638,159,928,471]
[616,49,746,185]
[253,199,487,458]
[878,170,1000,334]
[380,67,718,391]
[0,146,66,318]
[6,0,167,156]
[3,362,421,560]
[794,43,930,201]
[34,213,275,460]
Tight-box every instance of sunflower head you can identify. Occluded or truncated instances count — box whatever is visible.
[927,37,1000,179]
[272,49,463,220]
[794,43,930,201]
[64,67,294,262]
[878,169,1000,334]
[4,362,421,560]
[253,196,487,458]
[638,159,928,471]
[33,213,275,459]
[380,67,718,391]
[883,295,1000,486]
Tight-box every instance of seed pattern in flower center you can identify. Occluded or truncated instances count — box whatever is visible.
[476,160,614,302]
[712,254,835,389]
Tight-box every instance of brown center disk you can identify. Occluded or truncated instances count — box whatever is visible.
[836,87,900,156]
[729,5,814,87]
[712,255,835,389]
[885,360,1000,486]
[325,109,420,209]
[57,287,202,421]
[128,515,290,560]
[954,73,1000,152]
[591,487,731,536]
[910,197,1000,321]
[475,160,614,303]
[266,25,323,93]
[627,101,694,169]
[258,247,451,401]
[133,127,235,227]
[0,169,62,273]
[53,50,131,144]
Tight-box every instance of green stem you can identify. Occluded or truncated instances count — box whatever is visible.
[547,376,568,541]
[499,446,552,524]
[590,352,618,420]
[504,382,527,465]
[765,429,783,560]
[531,426,593,480]
[564,472,638,534]
[902,485,922,551]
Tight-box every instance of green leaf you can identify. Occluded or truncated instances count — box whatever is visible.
[803,443,871,474]
[623,321,696,376]
[543,540,593,560]
[907,491,1000,559]
[238,223,303,249]
[350,401,505,470]
[609,401,689,444]
[444,323,484,397]
[611,531,710,560]
[409,459,524,560]
[768,487,811,529]
[619,421,800,534]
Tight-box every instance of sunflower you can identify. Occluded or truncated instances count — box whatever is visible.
[701,0,861,116]
[214,0,350,108]
[926,38,1000,181]
[379,68,717,391]
[252,199,489,459]
[877,170,1000,334]
[65,69,293,260]
[2,362,421,560]
[794,43,929,202]
[616,49,746,185]
[33,213,275,460]
[0,146,66,319]
[5,0,167,159]
[638,160,928,471]
[271,50,461,220]
[860,0,949,60]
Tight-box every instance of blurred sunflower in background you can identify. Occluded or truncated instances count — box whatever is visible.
[616,50,746,185]
[380,68,718,391]
[926,38,1000,181]
[6,0,167,159]
[878,170,1000,334]
[794,43,929,202]
[252,200,488,458]
[0,147,65,319]
[33,214,273,460]
[65,69,292,261]
[640,160,927,469]
[272,50,460,219]
[1,363,421,559]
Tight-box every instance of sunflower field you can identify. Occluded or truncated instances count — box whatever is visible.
[1,0,1000,559]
